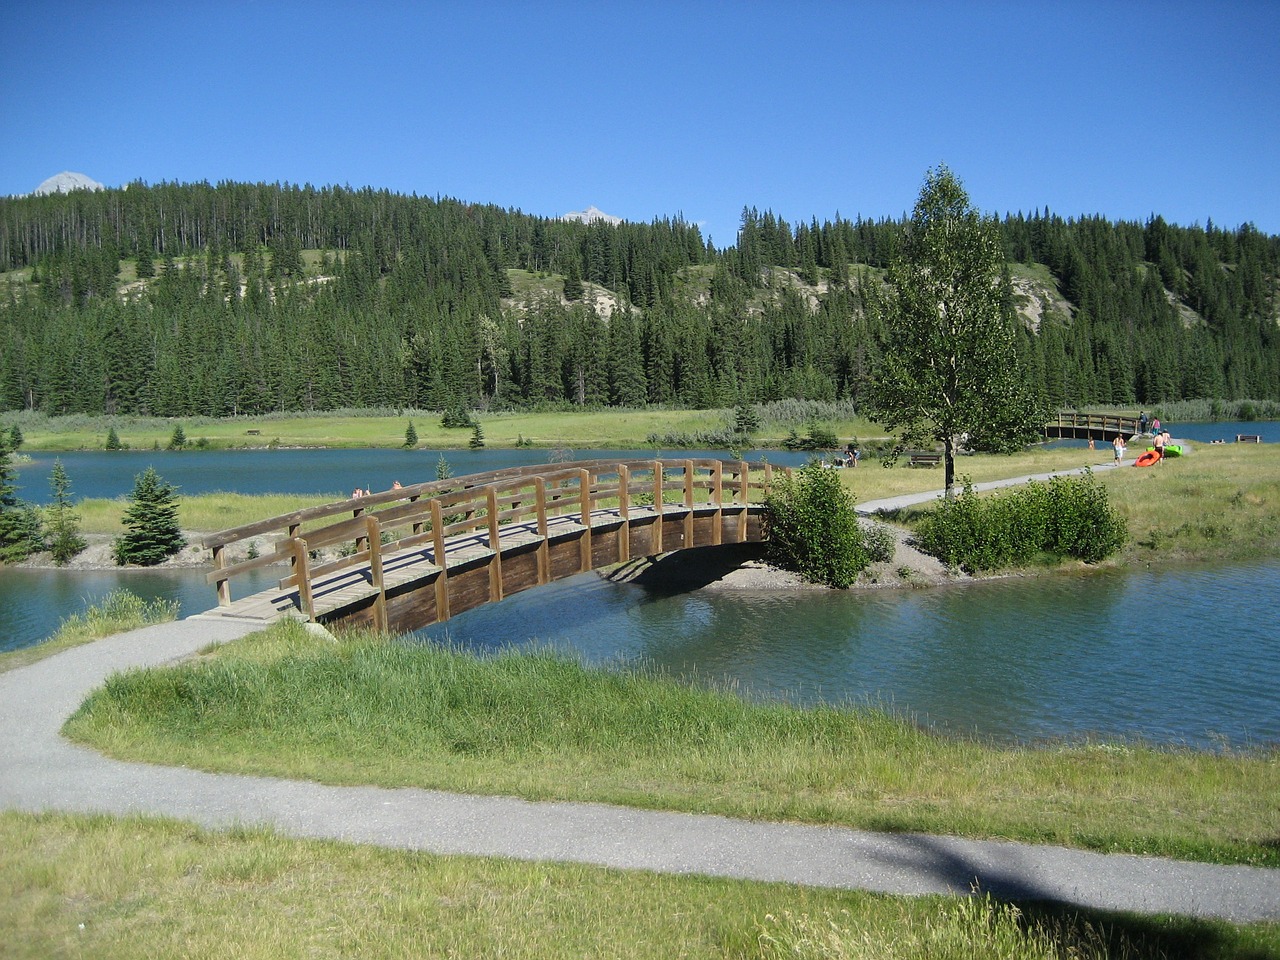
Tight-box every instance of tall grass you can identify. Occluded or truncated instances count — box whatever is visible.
[64,621,1280,868]
[0,589,179,673]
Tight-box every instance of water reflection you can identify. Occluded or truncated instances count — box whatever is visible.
[416,560,1280,749]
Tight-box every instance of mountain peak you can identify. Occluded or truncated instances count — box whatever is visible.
[563,205,622,226]
[33,171,105,196]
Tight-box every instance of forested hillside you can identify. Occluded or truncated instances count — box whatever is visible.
[1,180,1277,417]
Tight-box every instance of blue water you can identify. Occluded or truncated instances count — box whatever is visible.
[3,427,1277,748]
[8,447,813,505]
[413,559,1280,749]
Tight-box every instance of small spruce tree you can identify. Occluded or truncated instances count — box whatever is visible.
[469,422,485,449]
[47,459,87,565]
[0,438,42,563]
[7,425,22,450]
[105,426,123,450]
[403,419,418,448]
[167,423,187,450]
[113,467,186,566]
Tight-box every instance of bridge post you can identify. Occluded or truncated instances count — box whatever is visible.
[430,499,450,622]
[682,460,695,547]
[212,545,230,606]
[651,462,664,553]
[290,538,315,622]
[486,487,504,603]
[365,515,387,631]
[617,465,631,563]
[534,478,550,584]
[736,462,750,543]
[577,468,592,571]
[710,461,723,546]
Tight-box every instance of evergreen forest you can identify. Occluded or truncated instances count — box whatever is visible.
[1,179,1277,418]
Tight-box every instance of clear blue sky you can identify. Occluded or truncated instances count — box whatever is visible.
[4,1,1277,247]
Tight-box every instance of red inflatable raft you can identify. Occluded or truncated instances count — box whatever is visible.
[1134,449,1161,467]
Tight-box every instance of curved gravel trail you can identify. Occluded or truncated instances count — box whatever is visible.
[2,612,1277,923]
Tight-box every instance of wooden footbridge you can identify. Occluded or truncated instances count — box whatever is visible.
[1042,412,1142,442]
[200,459,787,635]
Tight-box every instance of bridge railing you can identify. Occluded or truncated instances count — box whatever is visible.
[203,458,786,613]
[1045,412,1141,438]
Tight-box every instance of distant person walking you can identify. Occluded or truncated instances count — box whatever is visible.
[1113,434,1125,463]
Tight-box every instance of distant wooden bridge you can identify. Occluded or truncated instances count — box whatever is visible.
[1042,412,1142,442]
[200,459,787,635]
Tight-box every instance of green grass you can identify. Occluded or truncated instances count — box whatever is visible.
[0,589,179,674]
[2,406,885,453]
[879,444,1280,567]
[64,621,1280,868]
[1099,443,1280,564]
[7,811,1272,959]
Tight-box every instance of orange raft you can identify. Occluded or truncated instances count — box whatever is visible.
[1134,449,1162,468]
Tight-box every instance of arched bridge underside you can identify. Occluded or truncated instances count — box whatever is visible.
[200,459,786,636]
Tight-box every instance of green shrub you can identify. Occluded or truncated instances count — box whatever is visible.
[862,521,897,564]
[764,463,867,588]
[916,472,1127,573]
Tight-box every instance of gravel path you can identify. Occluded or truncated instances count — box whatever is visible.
[3,611,1277,923]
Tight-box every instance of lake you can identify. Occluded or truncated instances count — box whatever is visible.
[3,427,1276,749]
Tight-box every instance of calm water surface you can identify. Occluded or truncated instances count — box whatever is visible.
[3,428,1277,749]
[413,558,1280,750]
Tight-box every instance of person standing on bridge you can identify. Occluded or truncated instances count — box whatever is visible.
[1139,411,1149,435]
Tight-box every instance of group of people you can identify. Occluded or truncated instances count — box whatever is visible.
[1112,413,1174,465]
[821,444,861,468]
[351,480,403,499]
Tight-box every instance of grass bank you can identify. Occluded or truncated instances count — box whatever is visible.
[0,590,179,674]
[7,811,1272,959]
[877,444,1280,568]
[2,406,883,453]
[64,621,1280,869]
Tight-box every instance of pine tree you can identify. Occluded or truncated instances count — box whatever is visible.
[47,459,87,565]
[113,467,186,566]
[105,426,123,450]
[0,438,42,563]
[403,419,419,448]
[167,423,187,450]
[469,422,485,449]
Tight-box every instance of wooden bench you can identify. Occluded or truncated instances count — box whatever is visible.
[908,453,942,468]
[1236,434,1262,443]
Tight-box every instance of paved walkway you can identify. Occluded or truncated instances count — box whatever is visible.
[3,608,1277,924]
[856,455,1133,515]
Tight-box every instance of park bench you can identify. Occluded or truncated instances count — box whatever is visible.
[908,453,942,467]
[1236,434,1262,443]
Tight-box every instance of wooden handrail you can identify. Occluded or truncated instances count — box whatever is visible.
[205,459,786,608]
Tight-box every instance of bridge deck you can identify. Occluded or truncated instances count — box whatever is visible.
[197,503,689,627]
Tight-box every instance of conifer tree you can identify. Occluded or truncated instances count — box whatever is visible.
[47,459,87,565]
[0,437,42,563]
[105,426,123,450]
[113,467,186,566]
[403,419,418,448]
[167,423,187,450]
[469,422,485,449]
